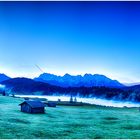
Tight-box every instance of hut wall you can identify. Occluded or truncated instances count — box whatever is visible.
[31,107,45,113]
[21,104,31,113]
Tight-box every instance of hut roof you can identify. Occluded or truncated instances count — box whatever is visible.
[19,100,46,108]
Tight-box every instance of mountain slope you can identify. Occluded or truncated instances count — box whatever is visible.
[34,73,124,88]
[1,78,63,95]
[0,73,10,82]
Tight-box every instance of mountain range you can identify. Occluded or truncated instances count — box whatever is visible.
[34,73,124,88]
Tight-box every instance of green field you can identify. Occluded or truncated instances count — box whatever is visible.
[0,96,140,139]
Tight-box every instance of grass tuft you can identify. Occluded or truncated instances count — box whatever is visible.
[122,124,140,130]
[8,118,30,124]
[103,117,119,120]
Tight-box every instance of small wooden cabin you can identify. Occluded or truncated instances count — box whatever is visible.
[19,100,46,114]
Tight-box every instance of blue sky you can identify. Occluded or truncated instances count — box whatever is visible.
[0,1,140,83]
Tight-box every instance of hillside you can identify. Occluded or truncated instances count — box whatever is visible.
[1,78,64,95]
[0,73,10,82]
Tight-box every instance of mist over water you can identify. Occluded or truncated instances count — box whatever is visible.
[15,95,140,108]
[0,84,5,89]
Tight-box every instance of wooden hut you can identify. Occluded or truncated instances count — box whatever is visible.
[19,100,46,114]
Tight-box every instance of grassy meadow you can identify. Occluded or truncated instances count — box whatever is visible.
[0,95,140,139]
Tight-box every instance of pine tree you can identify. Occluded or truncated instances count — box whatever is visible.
[70,95,73,103]
[74,97,77,102]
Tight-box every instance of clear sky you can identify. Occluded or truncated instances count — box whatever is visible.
[0,1,140,83]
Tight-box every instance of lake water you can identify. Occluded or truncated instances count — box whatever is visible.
[15,95,140,108]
